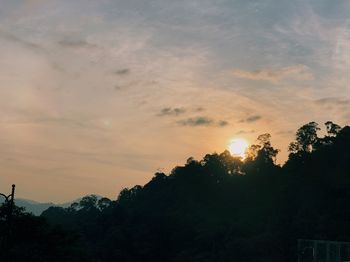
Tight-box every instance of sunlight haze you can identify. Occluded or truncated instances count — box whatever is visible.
[0,0,349,202]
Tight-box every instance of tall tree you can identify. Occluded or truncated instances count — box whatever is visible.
[289,122,320,154]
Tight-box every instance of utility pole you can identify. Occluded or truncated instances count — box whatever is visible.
[0,184,16,261]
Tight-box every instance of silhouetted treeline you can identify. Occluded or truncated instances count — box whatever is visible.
[2,121,350,261]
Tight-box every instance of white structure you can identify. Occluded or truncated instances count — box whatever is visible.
[298,239,350,262]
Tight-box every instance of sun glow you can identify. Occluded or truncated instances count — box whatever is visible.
[228,138,249,159]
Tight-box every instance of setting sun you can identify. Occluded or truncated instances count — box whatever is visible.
[228,138,249,158]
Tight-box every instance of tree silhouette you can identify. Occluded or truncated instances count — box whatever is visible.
[7,120,350,262]
[289,121,320,154]
[0,203,91,261]
[325,121,341,137]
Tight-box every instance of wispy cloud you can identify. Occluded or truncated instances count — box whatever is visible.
[239,115,262,123]
[218,120,229,127]
[314,97,350,106]
[178,116,213,126]
[233,65,314,83]
[0,29,45,52]
[158,107,186,116]
[195,107,205,112]
[114,69,130,75]
[58,38,98,49]
[235,129,255,135]
[178,116,228,127]
[314,98,350,115]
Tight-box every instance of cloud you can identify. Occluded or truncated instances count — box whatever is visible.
[32,117,90,128]
[195,107,205,112]
[4,115,96,130]
[178,117,228,127]
[158,107,186,116]
[0,30,45,52]
[239,115,262,123]
[314,97,350,106]
[235,130,255,135]
[58,39,97,49]
[178,116,213,126]
[114,69,130,75]
[114,85,122,91]
[218,120,229,127]
[1,107,112,131]
[232,64,314,83]
[2,0,350,200]
[51,62,66,73]
[314,98,350,113]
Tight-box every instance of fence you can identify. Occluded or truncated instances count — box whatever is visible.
[298,239,350,262]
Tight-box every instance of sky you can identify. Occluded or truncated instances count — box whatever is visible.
[1,0,350,202]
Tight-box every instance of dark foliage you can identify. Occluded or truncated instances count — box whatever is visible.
[3,121,350,261]
[0,205,91,262]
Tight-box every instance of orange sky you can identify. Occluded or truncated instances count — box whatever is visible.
[1,0,350,202]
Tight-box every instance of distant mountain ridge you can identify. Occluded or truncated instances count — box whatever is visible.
[14,198,73,216]
[11,195,104,216]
